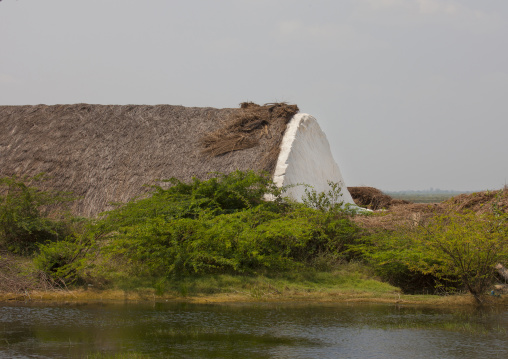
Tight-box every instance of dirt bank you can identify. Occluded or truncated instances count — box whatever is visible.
[350,187,508,231]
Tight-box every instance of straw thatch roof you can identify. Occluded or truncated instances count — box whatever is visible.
[0,103,298,217]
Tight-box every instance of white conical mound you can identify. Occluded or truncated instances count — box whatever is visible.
[273,113,355,205]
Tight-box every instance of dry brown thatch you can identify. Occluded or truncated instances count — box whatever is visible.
[200,102,298,174]
[0,103,298,217]
[347,186,409,210]
[353,202,445,232]
[444,188,508,214]
[352,188,508,232]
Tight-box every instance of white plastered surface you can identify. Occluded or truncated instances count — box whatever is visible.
[272,113,355,205]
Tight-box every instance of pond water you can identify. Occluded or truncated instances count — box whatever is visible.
[1,301,507,358]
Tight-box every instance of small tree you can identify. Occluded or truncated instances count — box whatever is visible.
[302,181,346,212]
[410,209,508,303]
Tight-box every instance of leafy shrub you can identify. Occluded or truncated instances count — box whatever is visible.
[34,240,82,284]
[0,174,75,254]
[27,171,361,286]
[349,230,441,294]
[409,210,508,302]
[350,203,508,300]
[302,180,352,212]
[34,228,100,285]
[98,170,281,230]
[101,205,359,277]
[94,171,361,278]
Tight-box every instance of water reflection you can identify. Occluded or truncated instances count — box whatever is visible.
[1,302,507,358]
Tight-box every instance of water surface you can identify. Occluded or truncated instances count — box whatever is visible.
[1,301,507,358]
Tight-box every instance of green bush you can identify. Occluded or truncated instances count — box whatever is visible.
[94,171,361,278]
[409,210,508,302]
[34,225,100,285]
[0,174,75,254]
[102,203,360,277]
[25,171,361,287]
[34,240,81,284]
[349,201,508,300]
[349,230,442,294]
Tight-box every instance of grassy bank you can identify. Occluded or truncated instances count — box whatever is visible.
[2,248,490,306]
[1,281,497,307]
[2,260,504,307]
[0,260,400,302]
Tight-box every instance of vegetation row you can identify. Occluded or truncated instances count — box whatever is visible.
[1,171,507,303]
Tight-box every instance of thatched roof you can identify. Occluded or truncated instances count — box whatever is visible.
[0,103,297,217]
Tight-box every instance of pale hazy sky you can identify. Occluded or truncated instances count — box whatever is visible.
[1,0,507,191]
